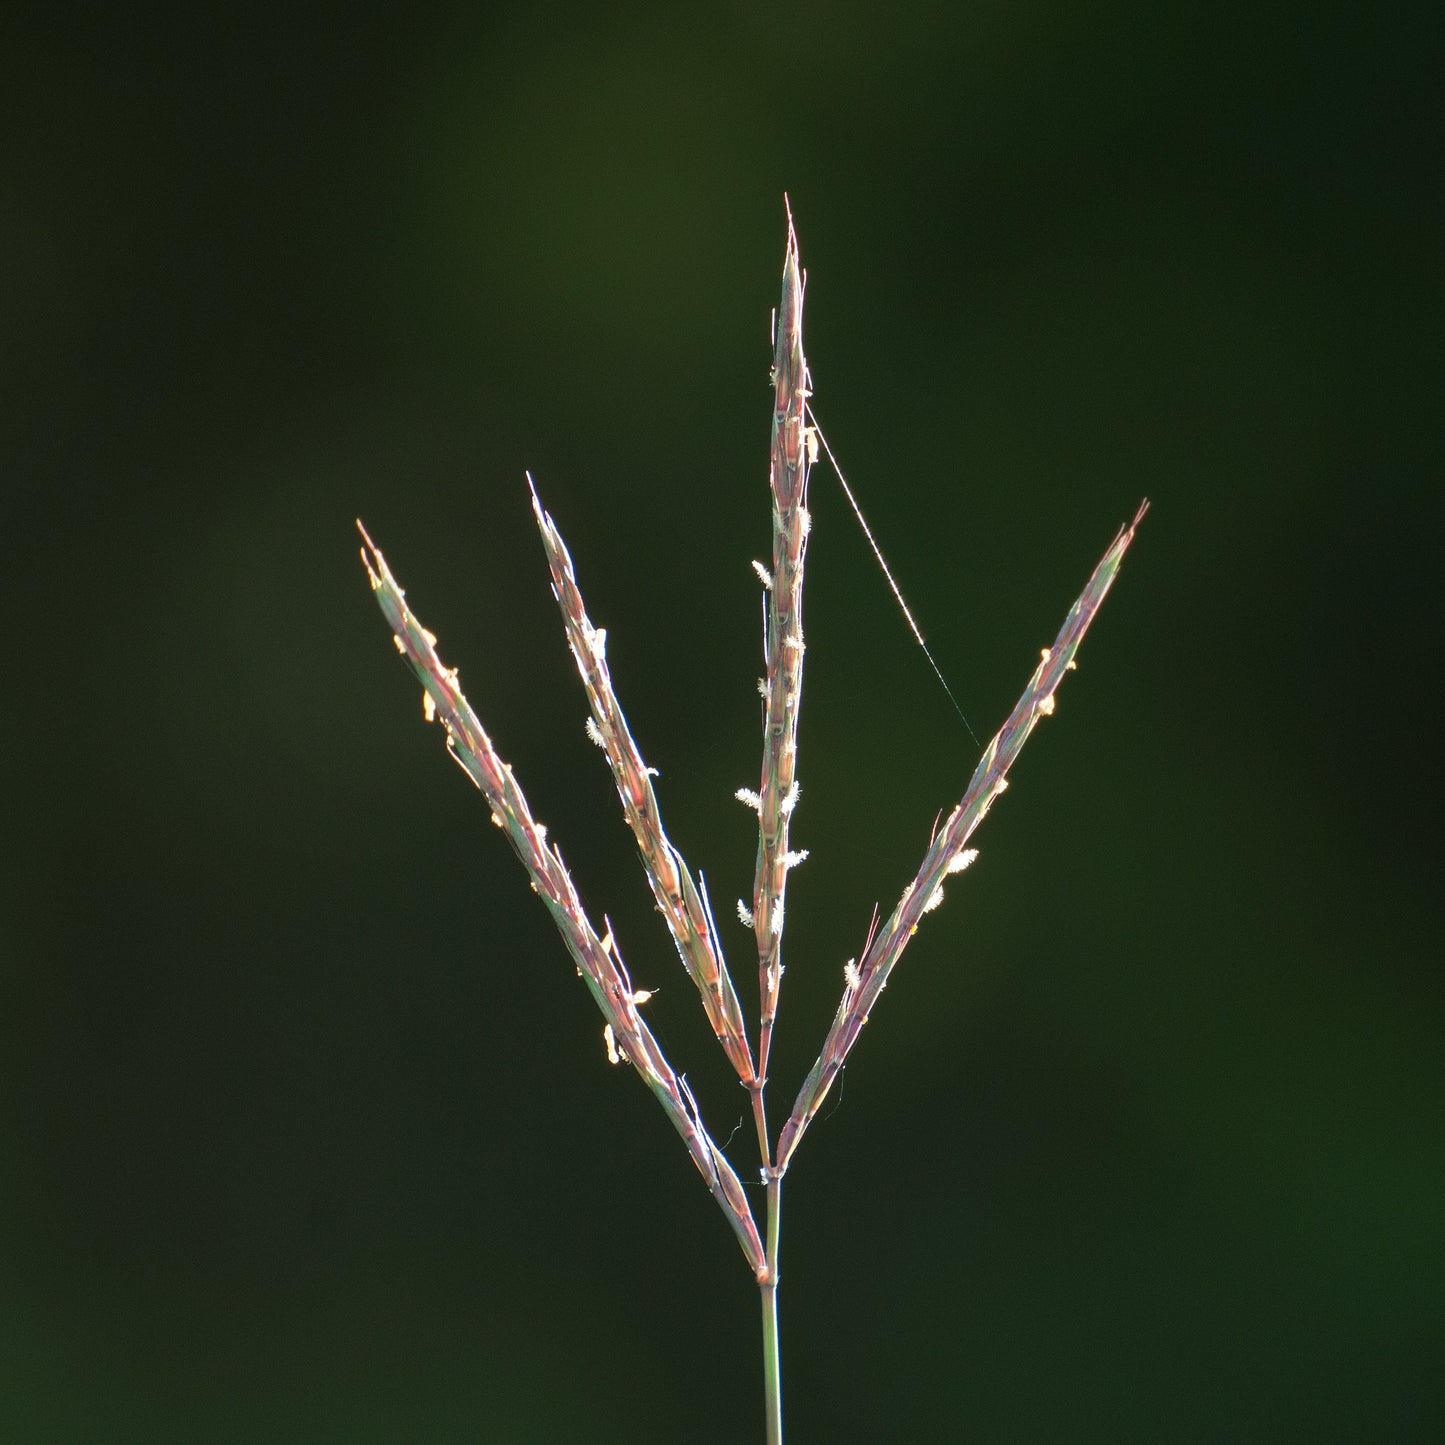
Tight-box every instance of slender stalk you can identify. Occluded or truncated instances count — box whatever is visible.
[760,1172,784,1445]
[749,1083,771,1185]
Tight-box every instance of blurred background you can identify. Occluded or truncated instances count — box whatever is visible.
[2,2,1440,1440]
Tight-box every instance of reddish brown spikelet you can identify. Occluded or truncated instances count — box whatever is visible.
[527,477,759,1089]
[357,522,766,1277]
[751,200,812,1088]
[775,499,1149,1172]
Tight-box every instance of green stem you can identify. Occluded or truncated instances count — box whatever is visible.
[761,1172,783,1444]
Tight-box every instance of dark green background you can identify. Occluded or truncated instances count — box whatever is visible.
[3,2,1440,1440]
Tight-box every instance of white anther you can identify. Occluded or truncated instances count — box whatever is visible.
[603,1024,627,1066]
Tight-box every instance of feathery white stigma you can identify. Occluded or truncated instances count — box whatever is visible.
[735,787,763,813]
[946,848,979,874]
[585,717,606,747]
[781,849,810,870]
[752,560,773,590]
[780,781,801,815]
[736,900,755,928]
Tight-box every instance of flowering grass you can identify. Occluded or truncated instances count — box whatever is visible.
[360,204,1146,1442]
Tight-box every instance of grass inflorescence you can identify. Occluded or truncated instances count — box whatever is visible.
[360,202,1146,1442]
